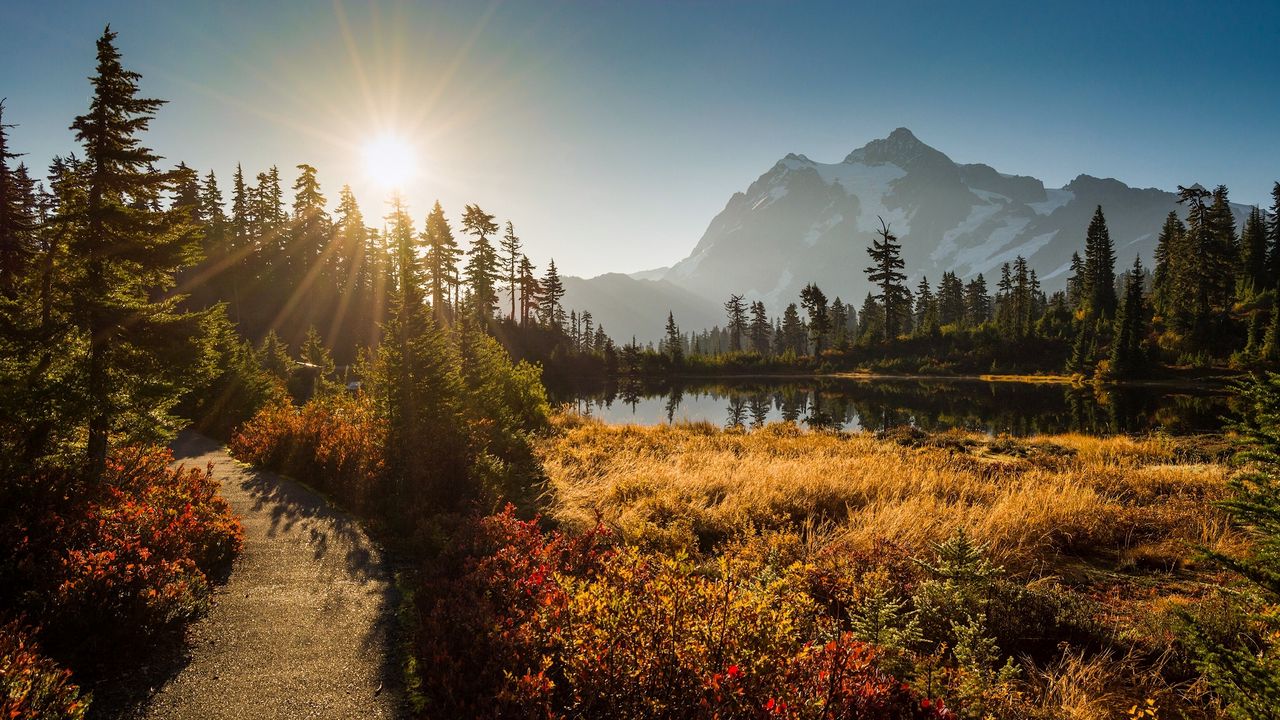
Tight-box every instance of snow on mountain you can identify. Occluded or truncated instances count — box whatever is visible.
[564,128,1250,343]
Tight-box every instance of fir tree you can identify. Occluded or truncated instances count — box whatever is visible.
[865,217,907,340]
[461,204,500,319]
[964,274,991,326]
[749,301,771,354]
[778,302,805,355]
[289,163,330,292]
[800,283,831,354]
[0,100,34,299]
[1268,182,1280,289]
[664,311,683,365]
[1109,256,1147,377]
[517,254,539,326]
[501,220,521,320]
[68,27,200,479]
[539,258,565,329]
[1082,206,1117,320]
[723,293,747,352]
[423,200,460,320]
[1239,206,1269,300]
[937,271,966,327]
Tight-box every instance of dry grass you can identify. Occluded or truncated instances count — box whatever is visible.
[539,414,1238,572]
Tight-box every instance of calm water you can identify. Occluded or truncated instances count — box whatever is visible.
[552,377,1236,435]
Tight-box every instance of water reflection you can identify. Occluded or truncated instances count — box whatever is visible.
[554,377,1234,436]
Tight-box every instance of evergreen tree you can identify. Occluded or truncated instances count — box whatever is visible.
[501,220,521,320]
[1268,182,1280,289]
[1178,185,1218,342]
[1239,206,1269,300]
[332,185,367,297]
[66,28,202,479]
[423,200,460,320]
[386,193,421,320]
[778,302,805,355]
[723,293,747,352]
[1208,185,1240,309]
[828,298,849,348]
[299,325,336,398]
[937,272,966,327]
[749,301,771,354]
[914,276,934,335]
[1109,256,1148,377]
[1065,251,1085,310]
[858,293,884,344]
[1082,206,1117,320]
[0,100,34,299]
[517,254,539,326]
[800,283,831,354]
[664,311,683,365]
[461,204,500,319]
[865,218,907,340]
[539,258,565,329]
[289,163,330,293]
[964,274,991,326]
[1187,373,1280,718]
[257,329,293,384]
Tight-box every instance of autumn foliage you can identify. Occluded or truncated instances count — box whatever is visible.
[413,508,951,719]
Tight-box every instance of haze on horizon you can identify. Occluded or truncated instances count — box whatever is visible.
[3,0,1278,279]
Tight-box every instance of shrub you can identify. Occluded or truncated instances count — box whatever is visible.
[0,619,88,720]
[230,395,387,516]
[0,446,242,693]
[414,509,952,719]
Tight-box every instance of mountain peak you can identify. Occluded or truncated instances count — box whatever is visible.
[843,127,953,171]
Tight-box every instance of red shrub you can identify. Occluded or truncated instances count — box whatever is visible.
[413,510,952,719]
[0,619,87,720]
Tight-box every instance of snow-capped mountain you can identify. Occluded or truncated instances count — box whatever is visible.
[564,128,1251,343]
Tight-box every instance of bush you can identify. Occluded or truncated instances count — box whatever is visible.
[414,509,952,719]
[0,619,88,720]
[0,447,242,695]
[230,394,387,516]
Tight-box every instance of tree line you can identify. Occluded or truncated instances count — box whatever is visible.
[660,185,1280,379]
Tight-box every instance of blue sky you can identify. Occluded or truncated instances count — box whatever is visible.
[2,1,1278,277]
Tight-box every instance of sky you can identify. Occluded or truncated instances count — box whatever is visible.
[3,1,1278,278]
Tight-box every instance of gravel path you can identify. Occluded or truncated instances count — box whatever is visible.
[135,432,402,720]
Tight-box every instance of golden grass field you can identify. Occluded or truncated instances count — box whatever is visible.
[540,414,1238,574]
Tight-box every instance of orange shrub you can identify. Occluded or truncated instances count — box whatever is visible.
[230,396,387,514]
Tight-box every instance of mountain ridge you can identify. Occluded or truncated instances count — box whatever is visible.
[563,128,1252,343]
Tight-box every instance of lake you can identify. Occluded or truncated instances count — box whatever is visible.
[551,376,1236,435]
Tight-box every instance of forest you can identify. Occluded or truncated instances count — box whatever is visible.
[3,24,1280,720]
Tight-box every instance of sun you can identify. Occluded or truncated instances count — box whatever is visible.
[362,134,418,189]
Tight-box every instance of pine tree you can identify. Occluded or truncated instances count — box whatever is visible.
[800,283,831,354]
[828,298,849,348]
[423,200,460,320]
[1239,206,1269,300]
[517,254,539,326]
[299,325,336,397]
[1178,185,1217,344]
[723,293,747,352]
[461,204,500,319]
[914,276,934,335]
[68,27,200,479]
[332,185,367,296]
[937,272,966,327]
[749,301,771,354]
[501,220,521,320]
[289,163,330,293]
[1267,182,1280,289]
[386,193,421,321]
[256,330,293,383]
[865,217,907,340]
[1109,256,1147,377]
[779,302,806,356]
[539,258,565,329]
[1082,206,1117,320]
[964,274,991,326]
[1152,211,1188,325]
[1065,251,1085,310]
[0,100,34,299]
[664,311,683,365]
[858,292,884,344]
[1207,185,1239,310]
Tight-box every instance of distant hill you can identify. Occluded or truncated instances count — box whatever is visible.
[563,127,1252,343]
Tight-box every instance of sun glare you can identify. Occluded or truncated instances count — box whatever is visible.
[362,134,418,189]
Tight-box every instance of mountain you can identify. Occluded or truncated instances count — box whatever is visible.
[563,128,1251,343]
[559,273,722,346]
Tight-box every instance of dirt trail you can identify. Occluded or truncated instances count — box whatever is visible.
[135,432,402,719]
